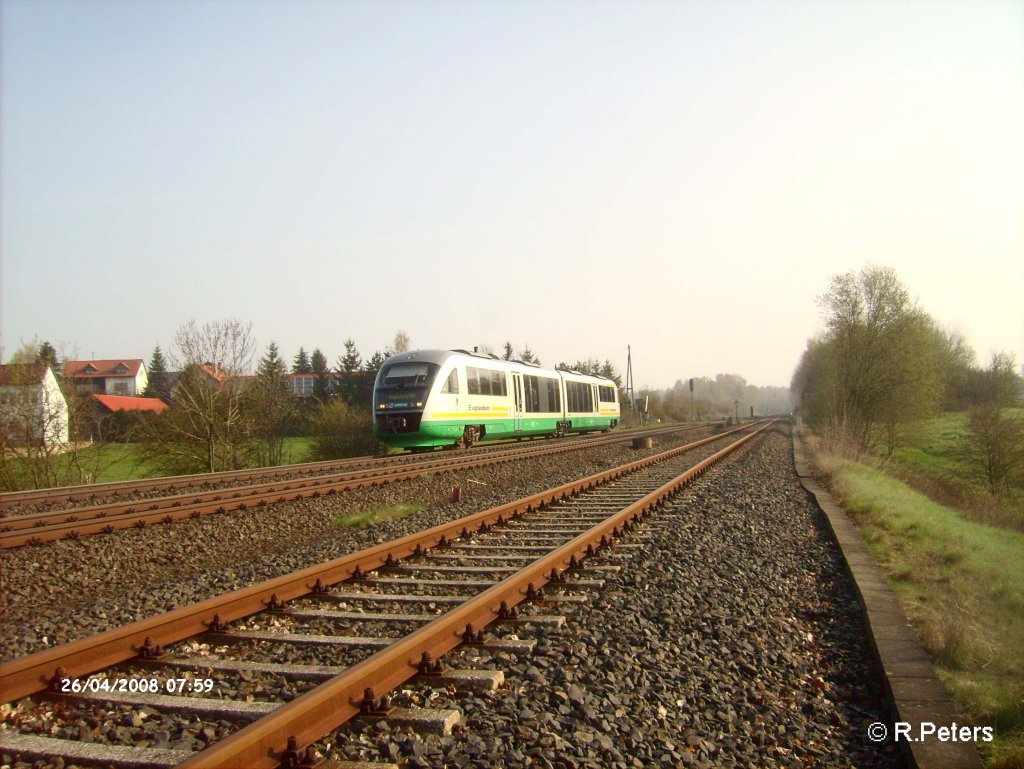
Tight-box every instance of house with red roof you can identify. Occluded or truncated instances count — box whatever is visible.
[91,394,168,414]
[64,359,148,396]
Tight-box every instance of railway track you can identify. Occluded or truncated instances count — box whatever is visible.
[0,421,774,768]
[0,423,715,550]
[0,423,707,515]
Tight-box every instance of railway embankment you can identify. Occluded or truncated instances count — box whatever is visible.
[0,429,711,660]
[3,424,974,768]
[323,426,905,768]
[800,431,1022,769]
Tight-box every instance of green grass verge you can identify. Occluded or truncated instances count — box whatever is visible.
[46,437,317,486]
[875,411,1023,531]
[820,453,1024,768]
[333,502,426,529]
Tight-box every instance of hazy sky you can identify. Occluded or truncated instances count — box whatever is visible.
[2,0,1021,389]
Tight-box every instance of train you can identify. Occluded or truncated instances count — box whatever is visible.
[372,349,621,450]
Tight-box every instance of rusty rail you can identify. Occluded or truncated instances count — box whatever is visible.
[0,424,714,549]
[0,421,763,703]
[1,421,774,769]
[0,423,705,513]
[180,420,776,768]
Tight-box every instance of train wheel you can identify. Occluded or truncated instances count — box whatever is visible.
[458,426,479,449]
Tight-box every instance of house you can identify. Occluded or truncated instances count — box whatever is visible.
[0,364,70,448]
[64,359,148,396]
[228,372,330,398]
[86,393,168,441]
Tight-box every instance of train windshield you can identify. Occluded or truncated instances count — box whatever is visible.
[378,362,439,389]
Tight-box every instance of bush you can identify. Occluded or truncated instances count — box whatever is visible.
[309,399,381,459]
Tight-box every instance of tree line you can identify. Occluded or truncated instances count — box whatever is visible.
[1,324,606,488]
[792,265,1023,496]
[637,375,792,423]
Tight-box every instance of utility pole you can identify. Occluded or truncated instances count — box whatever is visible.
[689,378,694,421]
[625,345,634,421]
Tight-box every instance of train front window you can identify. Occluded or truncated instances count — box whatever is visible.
[379,362,438,389]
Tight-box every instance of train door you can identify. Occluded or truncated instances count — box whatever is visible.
[512,373,524,431]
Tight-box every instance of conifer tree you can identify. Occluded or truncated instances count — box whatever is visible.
[335,339,363,403]
[292,347,312,374]
[144,345,170,401]
[338,339,362,374]
[503,342,514,360]
[37,342,60,375]
[252,341,297,466]
[311,348,331,401]
[259,342,287,378]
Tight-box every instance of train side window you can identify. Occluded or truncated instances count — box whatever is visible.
[467,368,479,395]
[524,375,540,412]
[548,380,560,412]
[491,371,505,397]
[441,369,459,394]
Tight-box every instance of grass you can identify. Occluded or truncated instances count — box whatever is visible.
[816,449,1024,768]
[869,411,1024,532]
[89,437,317,482]
[332,502,426,528]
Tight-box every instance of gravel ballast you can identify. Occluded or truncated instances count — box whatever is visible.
[324,426,904,768]
[2,425,904,768]
[0,429,714,660]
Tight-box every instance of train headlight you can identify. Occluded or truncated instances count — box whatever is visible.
[416,402,423,407]
[378,404,386,409]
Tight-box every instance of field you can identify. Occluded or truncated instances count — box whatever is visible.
[879,410,1024,531]
[23,437,319,487]
[814,413,1024,768]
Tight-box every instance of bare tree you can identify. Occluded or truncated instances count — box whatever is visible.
[393,330,411,353]
[144,319,256,473]
[963,406,1024,496]
[171,318,255,376]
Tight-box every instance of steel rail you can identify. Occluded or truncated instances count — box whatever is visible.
[179,420,776,768]
[0,421,765,704]
[0,422,707,513]
[0,423,717,549]
[0,421,704,518]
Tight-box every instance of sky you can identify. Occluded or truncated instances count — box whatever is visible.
[1,0,1021,389]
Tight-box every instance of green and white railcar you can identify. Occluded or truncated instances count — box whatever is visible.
[373,349,620,450]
